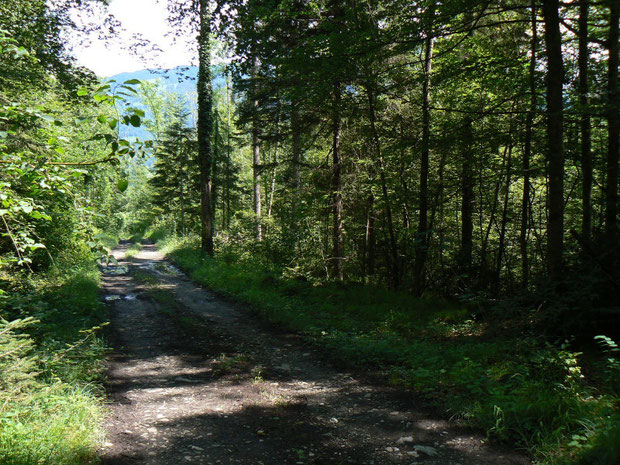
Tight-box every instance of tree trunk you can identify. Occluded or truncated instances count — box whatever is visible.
[542,0,565,278]
[496,140,513,286]
[521,0,537,288]
[364,193,376,280]
[267,145,278,219]
[605,0,619,244]
[481,143,508,265]
[429,149,448,278]
[367,84,400,287]
[289,99,302,239]
[252,53,262,241]
[460,118,474,274]
[331,83,344,281]
[211,112,219,223]
[197,0,214,255]
[291,101,302,193]
[180,146,186,236]
[579,0,592,243]
[414,32,434,295]
[225,72,232,231]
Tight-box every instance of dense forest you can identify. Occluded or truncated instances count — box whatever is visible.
[0,0,619,464]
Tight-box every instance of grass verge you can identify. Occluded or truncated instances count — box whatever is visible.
[124,242,142,259]
[158,234,619,465]
[0,258,108,464]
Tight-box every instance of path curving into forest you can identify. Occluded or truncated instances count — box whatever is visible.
[99,241,529,465]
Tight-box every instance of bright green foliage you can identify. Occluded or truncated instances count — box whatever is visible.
[156,235,619,465]
[0,24,146,267]
[0,4,146,463]
[150,97,199,235]
[0,264,107,465]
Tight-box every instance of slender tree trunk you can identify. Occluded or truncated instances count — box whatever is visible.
[460,118,474,274]
[225,72,232,231]
[180,177,186,236]
[289,99,302,241]
[331,83,344,281]
[291,101,302,193]
[364,193,376,280]
[367,84,400,287]
[414,33,434,295]
[496,141,513,286]
[252,54,262,241]
[579,0,592,243]
[197,0,214,255]
[267,145,278,218]
[211,113,219,223]
[266,101,281,224]
[542,0,565,278]
[481,143,508,263]
[429,149,447,279]
[605,0,619,244]
[179,144,186,236]
[521,0,537,287]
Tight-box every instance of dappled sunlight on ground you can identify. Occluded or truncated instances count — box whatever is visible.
[99,242,529,465]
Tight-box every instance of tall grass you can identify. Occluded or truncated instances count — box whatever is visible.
[0,255,107,464]
[158,234,619,465]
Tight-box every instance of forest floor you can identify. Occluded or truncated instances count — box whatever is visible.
[99,241,529,465]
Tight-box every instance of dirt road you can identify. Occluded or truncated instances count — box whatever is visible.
[99,242,529,465]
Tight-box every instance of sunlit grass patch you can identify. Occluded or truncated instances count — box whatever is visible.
[124,242,142,259]
[0,257,108,465]
[0,384,103,465]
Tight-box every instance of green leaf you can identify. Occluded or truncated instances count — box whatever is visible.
[119,86,138,95]
[109,119,118,130]
[13,47,29,58]
[116,179,129,193]
[30,211,51,220]
[77,88,89,96]
[123,79,141,85]
[129,115,141,127]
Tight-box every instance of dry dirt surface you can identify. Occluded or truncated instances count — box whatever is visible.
[99,241,530,465]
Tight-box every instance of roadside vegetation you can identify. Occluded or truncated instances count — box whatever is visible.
[0,2,142,462]
[153,232,619,465]
[0,249,108,465]
[124,241,142,259]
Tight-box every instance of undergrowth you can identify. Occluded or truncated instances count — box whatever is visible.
[0,249,108,465]
[157,233,619,465]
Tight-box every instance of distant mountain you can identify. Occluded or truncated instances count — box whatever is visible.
[107,65,227,140]
[110,66,199,98]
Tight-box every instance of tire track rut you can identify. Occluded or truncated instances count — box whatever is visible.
[100,241,529,465]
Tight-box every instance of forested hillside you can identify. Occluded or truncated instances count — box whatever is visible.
[1,0,619,464]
